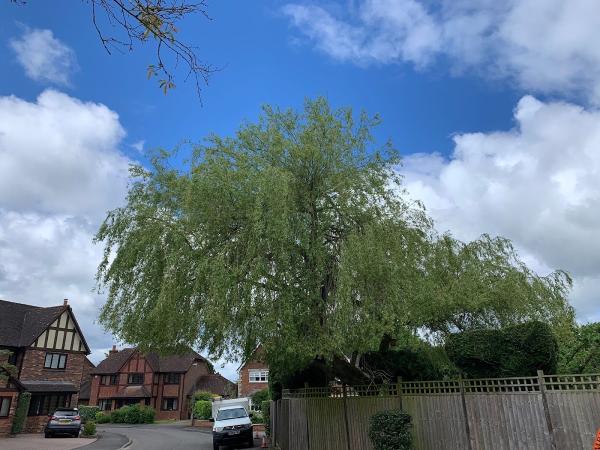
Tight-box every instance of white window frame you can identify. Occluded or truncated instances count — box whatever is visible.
[249,369,269,383]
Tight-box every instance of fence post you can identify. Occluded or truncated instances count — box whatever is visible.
[537,370,557,450]
[342,383,352,450]
[397,376,403,410]
[459,376,474,450]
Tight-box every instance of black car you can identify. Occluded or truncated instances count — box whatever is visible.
[44,408,82,438]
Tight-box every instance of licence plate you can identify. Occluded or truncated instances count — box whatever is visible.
[59,419,72,424]
[228,430,240,435]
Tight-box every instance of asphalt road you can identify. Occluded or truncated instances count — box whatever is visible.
[97,423,262,450]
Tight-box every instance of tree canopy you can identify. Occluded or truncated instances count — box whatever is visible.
[559,322,600,373]
[95,98,574,370]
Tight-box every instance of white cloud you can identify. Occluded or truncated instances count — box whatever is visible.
[10,27,78,86]
[402,96,600,322]
[131,140,145,153]
[283,0,600,102]
[0,89,129,358]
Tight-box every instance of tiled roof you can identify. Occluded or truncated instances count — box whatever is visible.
[0,299,65,347]
[20,380,78,392]
[113,385,151,398]
[91,348,206,374]
[79,379,91,400]
[193,374,237,397]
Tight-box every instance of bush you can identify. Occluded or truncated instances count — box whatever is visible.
[109,405,155,424]
[250,411,263,424]
[95,411,111,423]
[82,421,96,436]
[251,388,270,405]
[369,410,412,450]
[193,390,214,402]
[79,406,100,423]
[261,400,271,436]
[445,321,558,378]
[11,392,31,434]
[194,400,212,419]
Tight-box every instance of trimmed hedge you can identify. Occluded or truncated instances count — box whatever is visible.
[11,392,31,434]
[102,405,155,424]
[369,409,412,450]
[194,400,212,419]
[445,321,558,378]
[193,390,214,402]
[96,411,111,423]
[251,388,270,405]
[79,405,100,423]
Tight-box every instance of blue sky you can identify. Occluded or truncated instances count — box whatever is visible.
[1,0,600,381]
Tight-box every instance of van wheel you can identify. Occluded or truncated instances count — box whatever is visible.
[44,432,52,438]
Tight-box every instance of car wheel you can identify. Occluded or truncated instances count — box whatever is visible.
[248,438,254,448]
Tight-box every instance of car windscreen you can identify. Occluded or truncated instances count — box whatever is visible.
[54,410,78,416]
[216,408,247,421]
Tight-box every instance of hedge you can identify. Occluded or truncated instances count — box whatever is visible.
[11,392,31,434]
[194,400,212,419]
[368,409,412,450]
[79,405,100,423]
[445,321,558,378]
[96,411,111,423]
[102,405,155,424]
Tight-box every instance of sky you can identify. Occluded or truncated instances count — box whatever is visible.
[0,0,599,382]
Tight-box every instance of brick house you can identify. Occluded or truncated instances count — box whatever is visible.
[89,347,225,420]
[0,367,24,436]
[77,357,96,406]
[238,346,269,399]
[0,298,91,433]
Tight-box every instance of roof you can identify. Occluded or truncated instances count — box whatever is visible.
[20,380,78,393]
[112,386,152,398]
[0,299,90,353]
[78,379,91,400]
[91,348,207,375]
[194,374,237,397]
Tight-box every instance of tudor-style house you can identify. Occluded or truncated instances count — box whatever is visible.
[89,347,228,420]
[0,298,91,433]
[238,346,269,399]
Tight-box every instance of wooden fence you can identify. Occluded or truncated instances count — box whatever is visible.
[270,371,600,450]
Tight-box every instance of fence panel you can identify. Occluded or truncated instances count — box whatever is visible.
[345,396,401,450]
[403,394,469,450]
[547,391,600,449]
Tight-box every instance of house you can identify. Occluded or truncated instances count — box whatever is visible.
[0,298,91,433]
[191,373,237,399]
[0,367,24,436]
[238,346,269,399]
[89,346,226,420]
[77,357,96,406]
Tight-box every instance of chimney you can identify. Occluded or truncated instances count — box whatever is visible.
[109,345,118,355]
[63,298,69,306]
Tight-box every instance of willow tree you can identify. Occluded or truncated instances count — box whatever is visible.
[95,98,573,369]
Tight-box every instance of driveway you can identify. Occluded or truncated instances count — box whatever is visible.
[98,422,263,450]
[0,434,97,450]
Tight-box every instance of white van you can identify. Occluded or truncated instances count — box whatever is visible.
[212,398,253,450]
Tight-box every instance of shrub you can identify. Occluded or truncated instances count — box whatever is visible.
[445,321,558,378]
[109,405,155,424]
[11,392,31,434]
[140,405,155,423]
[193,390,214,402]
[82,421,96,436]
[194,400,212,419]
[110,407,125,423]
[261,400,271,436]
[251,411,263,424]
[251,388,270,405]
[96,411,111,423]
[369,409,412,450]
[79,406,100,423]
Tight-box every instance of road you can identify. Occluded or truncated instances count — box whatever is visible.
[98,422,262,450]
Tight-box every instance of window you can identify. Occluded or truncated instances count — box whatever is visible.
[101,375,118,385]
[128,373,144,384]
[44,353,67,369]
[7,351,17,365]
[0,397,11,417]
[161,398,178,411]
[98,399,112,411]
[28,394,71,416]
[164,373,181,384]
[249,369,269,383]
